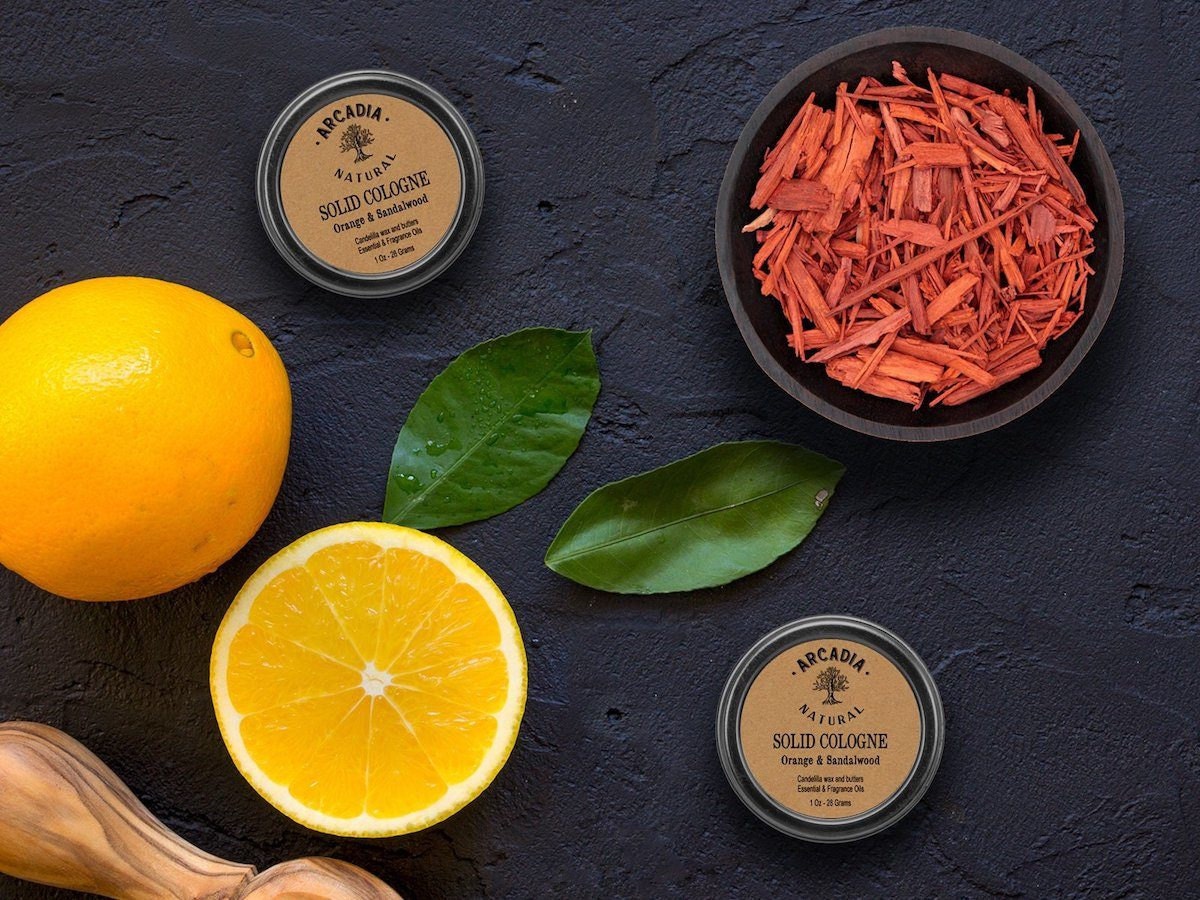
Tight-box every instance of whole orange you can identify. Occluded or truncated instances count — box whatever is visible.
[0,277,291,601]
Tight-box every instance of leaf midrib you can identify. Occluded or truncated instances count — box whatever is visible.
[548,477,817,564]
[389,332,589,521]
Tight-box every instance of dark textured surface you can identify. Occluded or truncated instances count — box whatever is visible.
[0,1,1196,897]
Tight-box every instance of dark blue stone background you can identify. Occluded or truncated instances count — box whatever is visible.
[1,1,1197,897]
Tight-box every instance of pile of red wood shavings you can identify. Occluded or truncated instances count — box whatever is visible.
[746,63,1097,408]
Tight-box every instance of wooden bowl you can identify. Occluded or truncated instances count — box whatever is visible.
[715,27,1123,442]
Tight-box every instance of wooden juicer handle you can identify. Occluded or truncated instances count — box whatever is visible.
[0,722,401,899]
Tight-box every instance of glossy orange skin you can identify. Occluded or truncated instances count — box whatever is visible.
[0,278,292,601]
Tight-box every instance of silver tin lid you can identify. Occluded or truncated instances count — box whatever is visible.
[715,615,944,842]
[256,70,484,298]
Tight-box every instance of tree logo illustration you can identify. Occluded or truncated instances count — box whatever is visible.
[813,666,849,705]
[339,123,375,163]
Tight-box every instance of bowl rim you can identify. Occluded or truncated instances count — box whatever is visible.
[716,26,1124,442]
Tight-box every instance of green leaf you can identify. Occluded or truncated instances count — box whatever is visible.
[385,327,600,529]
[544,440,844,594]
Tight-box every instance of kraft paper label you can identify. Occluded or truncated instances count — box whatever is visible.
[739,638,921,819]
[279,92,463,275]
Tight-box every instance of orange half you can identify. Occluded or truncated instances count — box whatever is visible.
[210,522,525,836]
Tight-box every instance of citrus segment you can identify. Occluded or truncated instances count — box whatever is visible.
[365,699,447,818]
[389,688,499,783]
[240,691,363,787]
[226,625,360,714]
[304,541,387,661]
[211,522,525,836]
[375,549,458,666]
[392,652,509,712]
[244,567,361,668]
[289,699,373,820]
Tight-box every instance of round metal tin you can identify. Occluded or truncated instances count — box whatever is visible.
[256,70,484,298]
[716,615,944,842]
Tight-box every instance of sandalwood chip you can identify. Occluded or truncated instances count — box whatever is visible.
[747,63,1096,408]
[826,357,922,407]
[878,219,946,248]
[861,349,945,384]
[902,142,970,167]
[769,179,833,211]
[1025,203,1057,245]
[927,274,979,325]
[830,238,868,259]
